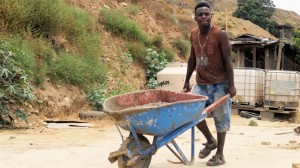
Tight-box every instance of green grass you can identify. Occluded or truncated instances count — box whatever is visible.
[172,37,191,56]
[101,8,148,44]
[50,52,106,88]
[0,0,96,43]
[126,42,148,63]
[126,4,141,16]
[162,47,175,62]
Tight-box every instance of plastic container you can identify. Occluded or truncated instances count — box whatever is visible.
[264,70,300,109]
[166,62,187,67]
[157,67,196,92]
[233,68,265,106]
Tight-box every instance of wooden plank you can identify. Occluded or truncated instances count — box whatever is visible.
[276,40,283,70]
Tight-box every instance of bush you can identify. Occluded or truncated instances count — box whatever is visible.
[86,84,106,111]
[150,35,164,49]
[0,36,36,75]
[76,33,102,57]
[156,10,178,26]
[64,6,94,43]
[0,0,96,44]
[162,47,175,62]
[101,8,148,43]
[172,37,191,56]
[144,48,168,88]
[0,1,105,88]
[33,39,58,85]
[0,0,30,32]
[50,52,107,88]
[126,4,141,16]
[126,42,148,63]
[25,0,67,36]
[4,35,58,86]
[86,80,137,111]
[149,35,175,62]
[0,41,35,125]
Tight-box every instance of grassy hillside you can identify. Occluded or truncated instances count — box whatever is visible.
[0,0,293,127]
[211,0,300,29]
[272,9,300,29]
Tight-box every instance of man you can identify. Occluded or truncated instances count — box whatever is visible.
[183,2,236,166]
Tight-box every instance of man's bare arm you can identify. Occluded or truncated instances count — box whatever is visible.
[183,46,196,92]
[219,30,236,97]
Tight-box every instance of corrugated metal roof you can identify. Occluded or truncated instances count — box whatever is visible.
[230,34,279,46]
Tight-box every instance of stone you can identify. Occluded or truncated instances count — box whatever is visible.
[261,141,271,145]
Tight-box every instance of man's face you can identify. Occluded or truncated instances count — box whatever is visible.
[195,7,211,27]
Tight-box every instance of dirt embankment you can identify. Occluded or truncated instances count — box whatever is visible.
[5,0,298,128]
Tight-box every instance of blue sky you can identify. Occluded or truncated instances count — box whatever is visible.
[272,0,300,15]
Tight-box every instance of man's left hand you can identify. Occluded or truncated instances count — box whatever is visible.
[228,86,237,98]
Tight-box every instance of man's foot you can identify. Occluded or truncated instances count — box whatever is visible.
[207,155,226,166]
[198,139,217,159]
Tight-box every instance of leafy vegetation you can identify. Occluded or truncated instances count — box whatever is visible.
[233,0,278,37]
[149,35,175,62]
[0,0,106,87]
[292,30,300,64]
[87,81,137,111]
[0,41,34,125]
[0,0,108,126]
[0,0,181,126]
[144,48,168,89]
[120,51,133,74]
[86,84,106,111]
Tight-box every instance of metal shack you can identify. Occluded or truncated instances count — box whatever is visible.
[230,34,279,69]
[230,32,300,120]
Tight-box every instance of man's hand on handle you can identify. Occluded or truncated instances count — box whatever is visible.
[228,85,236,98]
[182,81,191,93]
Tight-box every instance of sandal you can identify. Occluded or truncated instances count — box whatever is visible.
[207,155,226,166]
[198,139,217,159]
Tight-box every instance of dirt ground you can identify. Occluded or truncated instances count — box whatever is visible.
[1,115,299,168]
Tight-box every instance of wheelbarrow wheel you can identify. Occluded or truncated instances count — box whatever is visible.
[118,135,152,168]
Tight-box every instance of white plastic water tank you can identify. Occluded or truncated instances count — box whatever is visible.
[233,68,265,106]
[264,70,300,109]
[157,67,196,92]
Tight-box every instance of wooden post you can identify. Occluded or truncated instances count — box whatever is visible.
[237,48,240,67]
[295,99,300,123]
[265,49,269,69]
[276,40,283,70]
[225,8,228,31]
[252,47,256,68]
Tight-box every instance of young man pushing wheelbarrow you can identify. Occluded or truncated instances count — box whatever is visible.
[183,2,236,166]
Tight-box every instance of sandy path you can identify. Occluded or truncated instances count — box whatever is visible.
[0,115,299,168]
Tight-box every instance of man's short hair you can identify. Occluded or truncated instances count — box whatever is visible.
[195,2,211,14]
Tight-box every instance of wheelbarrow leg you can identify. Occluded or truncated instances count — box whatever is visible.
[122,119,155,167]
[127,120,143,154]
[165,126,195,165]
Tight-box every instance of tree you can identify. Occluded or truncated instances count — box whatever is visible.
[233,0,278,36]
[292,30,300,64]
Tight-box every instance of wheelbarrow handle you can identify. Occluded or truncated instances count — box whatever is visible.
[202,94,231,114]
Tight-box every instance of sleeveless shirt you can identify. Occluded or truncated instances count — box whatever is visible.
[190,26,228,85]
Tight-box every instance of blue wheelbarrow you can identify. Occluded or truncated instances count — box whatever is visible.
[103,90,230,168]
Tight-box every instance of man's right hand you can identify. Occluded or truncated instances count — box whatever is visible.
[182,81,191,93]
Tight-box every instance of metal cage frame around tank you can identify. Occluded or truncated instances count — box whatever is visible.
[264,70,300,110]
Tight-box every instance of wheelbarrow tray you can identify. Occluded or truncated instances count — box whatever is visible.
[103,90,208,136]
